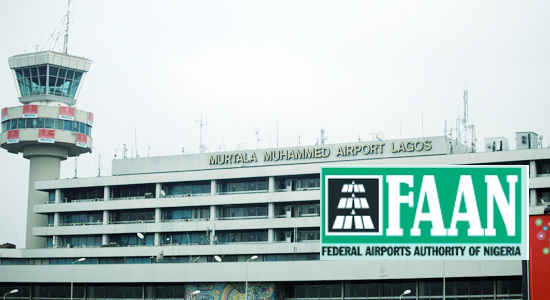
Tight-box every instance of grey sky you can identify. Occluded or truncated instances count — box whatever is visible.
[1,1,549,247]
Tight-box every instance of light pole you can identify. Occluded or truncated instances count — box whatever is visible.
[3,289,18,300]
[399,289,411,300]
[71,258,86,300]
[245,255,258,300]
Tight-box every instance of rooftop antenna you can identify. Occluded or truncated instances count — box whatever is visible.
[114,143,120,159]
[123,143,128,159]
[422,111,424,137]
[73,156,77,178]
[63,0,71,54]
[196,112,207,153]
[134,127,139,158]
[255,130,261,149]
[97,154,101,177]
[320,128,327,145]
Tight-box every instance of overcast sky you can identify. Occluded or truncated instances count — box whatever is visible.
[1,1,549,247]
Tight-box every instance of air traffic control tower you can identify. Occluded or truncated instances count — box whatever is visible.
[0,51,93,249]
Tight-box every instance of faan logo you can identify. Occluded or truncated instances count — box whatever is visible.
[326,176,382,236]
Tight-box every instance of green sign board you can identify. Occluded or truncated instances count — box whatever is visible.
[320,166,528,260]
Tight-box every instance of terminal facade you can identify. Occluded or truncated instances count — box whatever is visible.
[1,51,549,300]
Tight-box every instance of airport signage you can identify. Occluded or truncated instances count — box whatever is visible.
[22,105,38,118]
[59,106,75,121]
[7,130,19,144]
[76,133,87,148]
[208,138,441,166]
[1,107,7,122]
[87,112,94,126]
[320,166,528,260]
[38,129,55,143]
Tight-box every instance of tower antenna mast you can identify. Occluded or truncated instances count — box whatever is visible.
[196,112,207,153]
[63,0,71,54]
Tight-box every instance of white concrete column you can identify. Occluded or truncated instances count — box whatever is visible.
[210,205,217,220]
[103,211,109,225]
[211,180,217,195]
[531,189,538,206]
[268,229,274,243]
[104,186,110,201]
[155,208,161,223]
[154,233,160,246]
[156,183,161,198]
[269,176,275,193]
[102,234,108,246]
[268,203,274,218]
[530,160,537,178]
[54,189,61,203]
[53,212,60,226]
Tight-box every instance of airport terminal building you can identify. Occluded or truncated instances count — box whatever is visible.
[1,51,549,300]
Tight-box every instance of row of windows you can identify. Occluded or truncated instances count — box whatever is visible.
[1,118,92,136]
[0,278,522,300]
[1,253,321,266]
[44,202,321,227]
[60,212,103,225]
[218,178,269,194]
[14,64,83,98]
[163,207,210,221]
[218,204,268,219]
[112,209,155,223]
[44,227,320,248]
[275,202,320,217]
[276,175,321,191]
[163,181,210,196]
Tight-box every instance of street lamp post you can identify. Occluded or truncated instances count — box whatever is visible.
[3,289,18,300]
[245,255,258,300]
[399,289,411,300]
[71,258,86,300]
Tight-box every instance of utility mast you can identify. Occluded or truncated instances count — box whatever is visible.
[319,128,328,145]
[196,113,207,153]
[63,0,71,54]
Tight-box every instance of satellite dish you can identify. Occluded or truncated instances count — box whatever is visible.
[137,232,144,239]
[160,190,166,197]
[540,135,544,140]
[214,255,222,262]
[192,256,200,263]
[156,250,164,263]
[486,143,491,149]
[376,131,385,141]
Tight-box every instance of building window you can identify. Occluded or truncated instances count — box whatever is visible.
[60,235,102,248]
[1,118,92,136]
[216,230,268,244]
[275,228,320,243]
[110,184,156,199]
[275,174,320,192]
[275,201,320,218]
[162,232,208,245]
[111,209,155,224]
[217,178,268,194]
[61,187,104,202]
[537,159,550,176]
[163,181,210,197]
[110,233,153,247]
[61,212,103,225]
[217,204,268,220]
[163,207,209,222]
[537,188,550,206]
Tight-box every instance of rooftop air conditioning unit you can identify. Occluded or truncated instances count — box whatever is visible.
[45,201,49,204]
[138,220,144,223]
[94,198,99,201]
[66,244,71,248]
[71,223,76,226]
